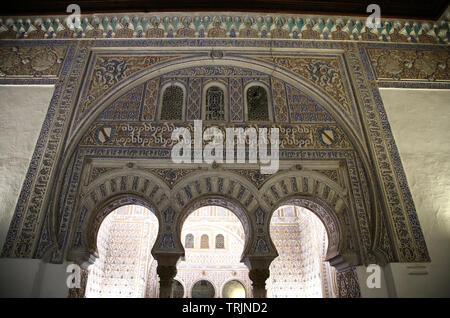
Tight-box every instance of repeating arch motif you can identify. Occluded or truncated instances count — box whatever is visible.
[259,170,360,263]
[66,164,366,268]
[46,54,386,269]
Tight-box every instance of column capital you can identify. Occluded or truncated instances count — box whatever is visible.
[249,268,270,288]
[242,255,275,271]
[248,268,270,298]
[157,264,178,298]
[152,251,183,267]
[156,264,177,279]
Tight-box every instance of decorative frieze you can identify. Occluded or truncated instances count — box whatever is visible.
[0,13,448,43]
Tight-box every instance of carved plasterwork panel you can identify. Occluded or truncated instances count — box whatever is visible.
[0,38,430,270]
[367,48,449,81]
[1,14,448,44]
[258,56,353,117]
[80,122,352,150]
[346,45,430,262]
[233,169,274,189]
[142,78,161,121]
[89,167,117,184]
[79,55,177,118]
[1,42,90,258]
[313,169,339,185]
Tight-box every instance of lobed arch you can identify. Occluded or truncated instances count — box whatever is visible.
[67,192,161,264]
[66,168,173,263]
[259,169,362,266]
[64,164,368,266]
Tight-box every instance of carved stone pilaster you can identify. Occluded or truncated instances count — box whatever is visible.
[336,266,361,298]
[249,268,270,298]
[157,265,177,298]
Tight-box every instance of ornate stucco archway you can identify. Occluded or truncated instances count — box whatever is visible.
[50,56,386,298]
[1,35,433,298]
[49,55,381,263]
[176,193,255,261]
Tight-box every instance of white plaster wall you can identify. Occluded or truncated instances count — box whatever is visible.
[0,258,70,297]
[0,85,54,252]
[380,88,450,297]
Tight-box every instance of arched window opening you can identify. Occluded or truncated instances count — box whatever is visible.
[205,86,225,121]
[267,205,338,298]
[85,204,159,298]
[215,234,225,249]
[172,280,184,298]
[192,280,215,298]
[200,234,209,249]
[178,205,249,298]
[247,85,269,121]
[222,280,246,298]
[185,233,194,248]
[160,85,184,120]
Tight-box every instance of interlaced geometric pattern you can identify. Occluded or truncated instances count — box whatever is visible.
[84,205,337,298]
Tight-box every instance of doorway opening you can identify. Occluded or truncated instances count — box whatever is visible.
[267,205,338,298]
[84,204,159,298]
[178,205,250,298]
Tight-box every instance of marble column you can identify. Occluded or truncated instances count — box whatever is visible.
[249,268,270,298]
